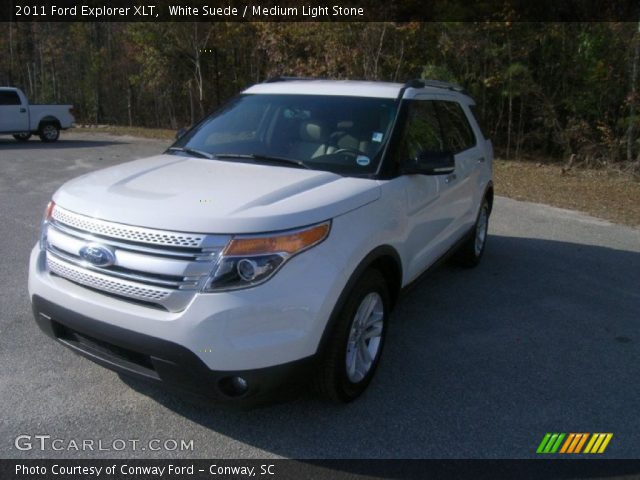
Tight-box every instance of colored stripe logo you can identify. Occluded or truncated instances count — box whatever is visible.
[537,433,613,454]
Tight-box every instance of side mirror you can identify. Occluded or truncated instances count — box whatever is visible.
[401,150,455,175]
[175,127,188,140]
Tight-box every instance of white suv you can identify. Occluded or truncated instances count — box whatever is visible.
[28,79,493,403]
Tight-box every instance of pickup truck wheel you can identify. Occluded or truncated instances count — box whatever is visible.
[13,133,31,142]
[39,123,60,142]
[454,198,490,268]
[316,269,389,402]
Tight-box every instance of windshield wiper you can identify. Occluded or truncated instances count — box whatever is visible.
[212,153,311,170]
[167,146,214,159]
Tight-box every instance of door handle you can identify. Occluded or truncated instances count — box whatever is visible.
[477,156,485,163]
[444,173,457,184]
[20,108,27,113]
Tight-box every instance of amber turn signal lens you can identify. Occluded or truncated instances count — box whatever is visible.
[224,222,330,256]
[44,200,56,220]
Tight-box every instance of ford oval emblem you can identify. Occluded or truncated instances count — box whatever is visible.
[79,243,116,267]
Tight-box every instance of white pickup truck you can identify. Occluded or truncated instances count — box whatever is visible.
[0,87,74,142]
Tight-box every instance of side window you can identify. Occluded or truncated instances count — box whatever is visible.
[396,100,444,163]
[468,104,487,139]
[0,91,21,106]
[435,101,476,153]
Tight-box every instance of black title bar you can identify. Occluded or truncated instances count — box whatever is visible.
[3,459,640,480]
[1,0,639,22]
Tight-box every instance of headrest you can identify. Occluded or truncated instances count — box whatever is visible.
[299,121,327,142]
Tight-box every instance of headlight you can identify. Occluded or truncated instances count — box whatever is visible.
[39,200,55,250]
[203,220,330,292]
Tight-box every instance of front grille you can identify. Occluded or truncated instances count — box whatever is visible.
[47,255,172,302]
[45,206,230,311]
[52,207,206,248]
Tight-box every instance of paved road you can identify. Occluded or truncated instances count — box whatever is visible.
[1,132,639,459]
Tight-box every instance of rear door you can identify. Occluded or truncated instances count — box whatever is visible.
[434,99,483,238]
[0,90,29,133]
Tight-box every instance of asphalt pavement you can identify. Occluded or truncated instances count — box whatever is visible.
[1,131,639,459]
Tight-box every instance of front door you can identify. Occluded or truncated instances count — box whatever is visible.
[0,90,28,133]
[391,99,453,282]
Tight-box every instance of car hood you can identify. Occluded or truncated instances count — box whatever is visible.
[53,154,380,233]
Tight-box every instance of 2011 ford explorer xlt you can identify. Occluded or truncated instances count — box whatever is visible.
[28,78,494,404]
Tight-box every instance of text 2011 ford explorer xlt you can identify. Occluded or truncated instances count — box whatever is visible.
[28,79,493,403]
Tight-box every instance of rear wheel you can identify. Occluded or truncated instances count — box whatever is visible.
[454,198,490,268]
[13,133,31,142]
[316,269,389,402]
[39,123,60,142]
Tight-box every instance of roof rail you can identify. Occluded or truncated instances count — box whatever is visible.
[405,78,466,94]
[263,76,321,83]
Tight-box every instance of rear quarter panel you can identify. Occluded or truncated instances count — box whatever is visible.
[28,105,74,130]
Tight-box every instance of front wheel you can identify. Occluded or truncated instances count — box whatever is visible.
[39,123,60,142]
[454,198,490,268]
[316,269,389,402]
[13,133,31,142]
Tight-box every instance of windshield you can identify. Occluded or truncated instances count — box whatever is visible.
[171,94,397,176]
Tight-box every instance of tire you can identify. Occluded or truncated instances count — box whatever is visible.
[13,133,31,142]
[39,123,60,142]
[454,197,490,268]
[316,268,390,402]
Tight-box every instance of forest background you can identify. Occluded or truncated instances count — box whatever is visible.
[3,21,640,181]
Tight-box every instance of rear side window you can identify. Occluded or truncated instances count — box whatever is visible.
[468,104,487,139]
[0,91,21,105]
[435,101,476,153]
[397,100,444,162]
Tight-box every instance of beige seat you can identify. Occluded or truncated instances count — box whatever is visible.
[288,121,328,160]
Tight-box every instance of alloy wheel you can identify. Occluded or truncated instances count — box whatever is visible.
[345,292,384,383]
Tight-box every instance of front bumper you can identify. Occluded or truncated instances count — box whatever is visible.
[28,235,349,401]
[32,295,315,403]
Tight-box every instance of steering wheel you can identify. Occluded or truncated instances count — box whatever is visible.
[331,147,363,156]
